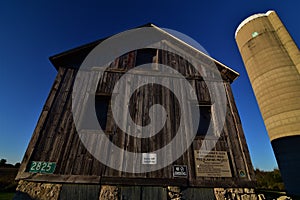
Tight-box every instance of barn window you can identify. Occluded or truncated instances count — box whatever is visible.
[95,95,110,130]
[191,103,213,136]
[135,48,158,68]
[79,95,110,131]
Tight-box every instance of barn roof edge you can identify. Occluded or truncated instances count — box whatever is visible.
[49,23,239,82]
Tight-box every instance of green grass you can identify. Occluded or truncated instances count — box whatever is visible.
[0,167,18,194]
[0,192,15,200]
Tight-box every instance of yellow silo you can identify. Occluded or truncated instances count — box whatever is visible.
[235,10,300,196]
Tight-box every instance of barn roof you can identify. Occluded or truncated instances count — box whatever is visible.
[49,23,239,82]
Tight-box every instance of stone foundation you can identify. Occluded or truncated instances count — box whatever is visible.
[99,185,118,200]
[167,186,182,200]
[15,181,266,200]
[214,188,258,200]
[16,180,62,200]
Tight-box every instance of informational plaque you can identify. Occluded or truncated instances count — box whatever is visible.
[194,150,232,177]
[142,153,157,164]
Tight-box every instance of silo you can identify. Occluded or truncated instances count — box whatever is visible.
[235,10,300,196]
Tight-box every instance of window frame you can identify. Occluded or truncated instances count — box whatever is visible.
[190,100,215,138]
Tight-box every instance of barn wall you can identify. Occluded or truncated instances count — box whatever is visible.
[16,49,255,188]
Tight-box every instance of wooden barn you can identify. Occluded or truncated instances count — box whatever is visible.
[15,24,256,200]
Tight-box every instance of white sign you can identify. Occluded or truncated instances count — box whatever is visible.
[142,153,157,164]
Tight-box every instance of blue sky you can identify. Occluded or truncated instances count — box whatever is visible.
[0,1,299,170]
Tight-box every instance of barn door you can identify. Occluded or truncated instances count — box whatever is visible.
[182,187,215,200]
[59,184,100,200]
[119,186,167,200]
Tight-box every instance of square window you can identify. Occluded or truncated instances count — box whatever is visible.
[135,48,157,67]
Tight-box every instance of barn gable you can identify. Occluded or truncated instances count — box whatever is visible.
[49,23,239,83]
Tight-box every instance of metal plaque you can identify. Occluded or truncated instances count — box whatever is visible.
[142,153,157,165]
[173,165,188,177]
[194,150,232,177]
[28,161,56,174]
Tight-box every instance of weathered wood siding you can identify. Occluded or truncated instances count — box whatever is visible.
[119,186,167,200]
[182,188,215,200]
[59,184,100,200]
[16,49,255,187]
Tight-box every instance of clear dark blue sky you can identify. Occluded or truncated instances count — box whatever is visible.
[1,1,299,170]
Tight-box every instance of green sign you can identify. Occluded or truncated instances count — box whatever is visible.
[239,170,246,178]
[28,161,56,174]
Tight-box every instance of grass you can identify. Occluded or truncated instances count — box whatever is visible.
[0,167,18,199]
[0,192,15,200]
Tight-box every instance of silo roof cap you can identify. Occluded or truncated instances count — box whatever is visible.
[235,10,275,38]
